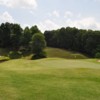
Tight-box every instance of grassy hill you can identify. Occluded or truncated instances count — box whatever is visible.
[45,47,88,59]
[0,58,100,100]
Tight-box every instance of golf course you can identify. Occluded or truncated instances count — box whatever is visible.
[0,0,100,99]
[0,48,100,100]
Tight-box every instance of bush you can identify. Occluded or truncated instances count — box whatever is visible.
[31,51,47,60]
[9,51,22,59]
[95,52,100,58]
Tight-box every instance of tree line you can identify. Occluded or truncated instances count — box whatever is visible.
[0,22,46,59]
[0,22,100,58]
[44,27,100,57]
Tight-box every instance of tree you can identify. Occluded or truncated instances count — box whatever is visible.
[0,23,11,48]
[44,26,100,57]
[10,24,22,50]
[31,33,46,59]
[21,27,31,49]
[44,30,58,47]
[30,25,41,36]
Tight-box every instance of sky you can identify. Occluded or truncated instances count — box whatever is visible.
[0,0,100,32]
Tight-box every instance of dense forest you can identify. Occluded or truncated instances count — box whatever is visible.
[44,27,100,57]
[0,22,100,58]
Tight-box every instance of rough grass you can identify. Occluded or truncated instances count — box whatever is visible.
[0,58,100,100]
[45,47,87,59]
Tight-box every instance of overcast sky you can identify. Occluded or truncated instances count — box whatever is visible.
[0,0,100,32]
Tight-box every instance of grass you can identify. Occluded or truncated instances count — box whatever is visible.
[0,58,100,100]
[45,47,87,59]
[0,56,9,62]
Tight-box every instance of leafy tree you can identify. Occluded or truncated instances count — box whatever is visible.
[21,27,31,49]
[44,27,100,57]
[0,23,11,48]
[10,24,22,50]
[0,26,2,47]
[44,30,57,47]
[95,52,100,58]
[31,33,46,59]
[0,22,100,58]
[30,25,41,36]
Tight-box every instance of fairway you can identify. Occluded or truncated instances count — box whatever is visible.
[0,58,100,100]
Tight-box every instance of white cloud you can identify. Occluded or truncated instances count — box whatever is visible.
[38,19,59,32]
[48,10,60,18]
[52,10,60,17]
[36,14,100,32]
[0,11,14,23]
[64,11,73,18]
[38,17,100,32]
[0,0,37,9]
[66,17,100,30]
[29,10,35,15]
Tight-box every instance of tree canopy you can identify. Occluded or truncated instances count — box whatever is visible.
[31,33,47,59]
[44,27,100,57]
[0,22,100,58]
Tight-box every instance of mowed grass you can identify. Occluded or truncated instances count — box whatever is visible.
[45,47,87,59]
[0,58,100,100]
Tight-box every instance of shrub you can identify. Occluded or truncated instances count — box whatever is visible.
[31,51,47,60]
[95,52,100,58]
[9,51,22,59]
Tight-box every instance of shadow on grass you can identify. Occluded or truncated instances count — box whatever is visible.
[0,59,9,63]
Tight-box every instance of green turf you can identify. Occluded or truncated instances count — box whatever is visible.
[0,58,100,100]
[45,47,87,59]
